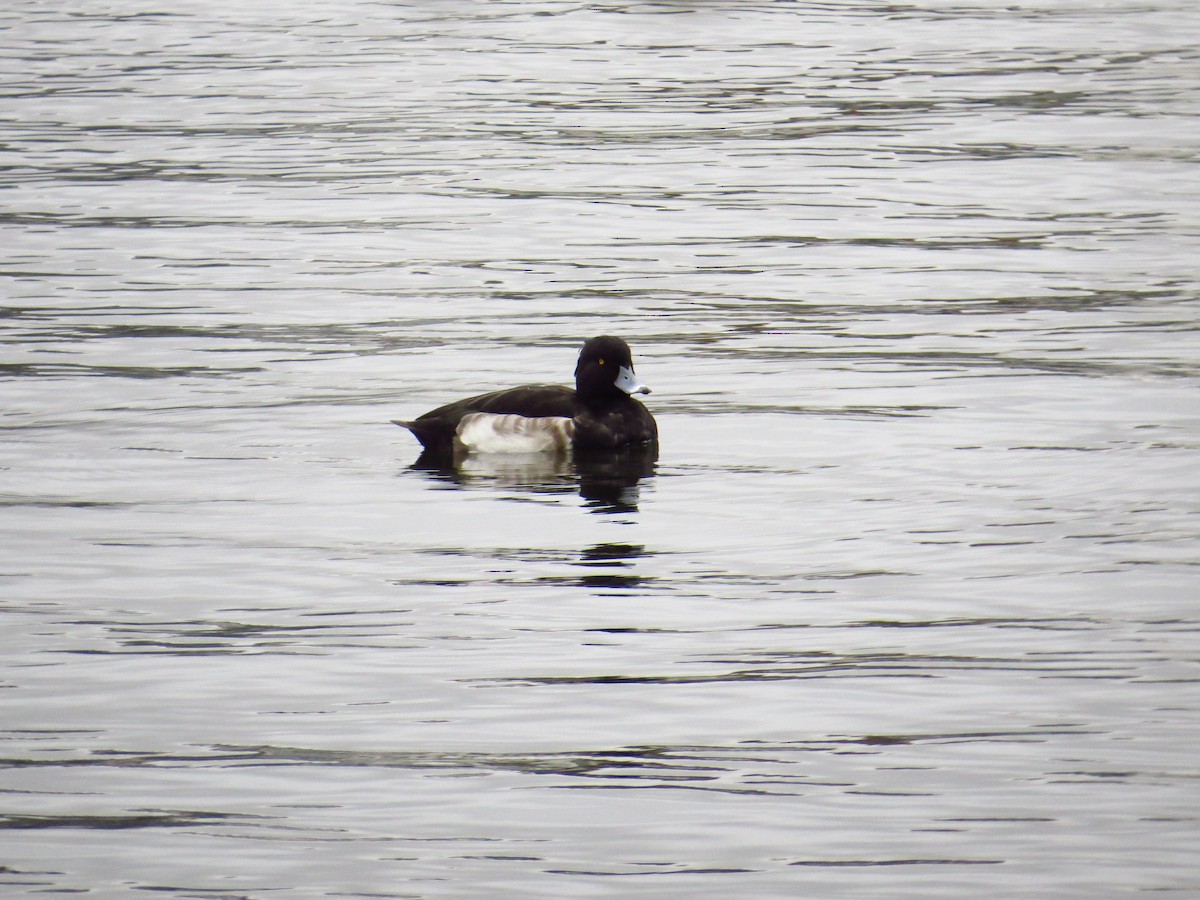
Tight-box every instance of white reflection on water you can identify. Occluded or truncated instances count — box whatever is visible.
[1,0,1199,897]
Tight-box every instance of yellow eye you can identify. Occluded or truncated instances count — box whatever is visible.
[598,358,605,365]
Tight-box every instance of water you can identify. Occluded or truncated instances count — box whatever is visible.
[2,0,1199,896]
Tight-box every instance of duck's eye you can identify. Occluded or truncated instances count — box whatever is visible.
[598,358,605,365]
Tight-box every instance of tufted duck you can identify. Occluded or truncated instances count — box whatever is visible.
[393,336,658,456]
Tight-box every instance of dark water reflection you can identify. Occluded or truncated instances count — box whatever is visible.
[410,443,658,513]
[2,0,1200,897]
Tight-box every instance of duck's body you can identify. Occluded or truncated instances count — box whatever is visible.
[393,336,657,456]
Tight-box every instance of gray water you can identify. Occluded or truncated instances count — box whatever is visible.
[2,1,1199,897]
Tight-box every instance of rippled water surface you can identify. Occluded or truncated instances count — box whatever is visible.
[2,0,1199,897]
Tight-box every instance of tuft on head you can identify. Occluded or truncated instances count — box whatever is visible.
[578,335,634,368]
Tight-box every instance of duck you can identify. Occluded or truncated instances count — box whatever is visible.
[393,336,658,456]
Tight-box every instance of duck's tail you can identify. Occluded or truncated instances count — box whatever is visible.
[392,418,447,451]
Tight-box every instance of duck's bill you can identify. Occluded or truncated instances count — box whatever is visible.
[616,365,651,395]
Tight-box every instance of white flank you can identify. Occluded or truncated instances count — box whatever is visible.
[455,413,575,454]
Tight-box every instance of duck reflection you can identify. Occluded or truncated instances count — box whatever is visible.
[409,443,657,513]
[571,541,651,590]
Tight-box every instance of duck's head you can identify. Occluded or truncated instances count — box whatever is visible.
[575,335,651,401]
